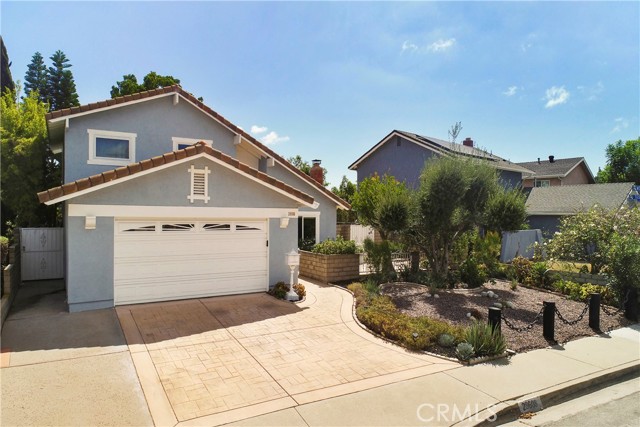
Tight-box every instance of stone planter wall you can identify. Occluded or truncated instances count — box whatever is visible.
[299,250,360,283]
[549,270,608,286]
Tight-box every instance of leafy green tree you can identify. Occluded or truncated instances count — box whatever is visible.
[110,72,180,98]
[287,155,328,186]
[596,138,640,184]
[410,157,498,281]
[1,87,58,226]
[608,232,640,300]
[24,52,48,103]
[46,50,79,110]
[546,206,640,274]
[483,188,527,233]
[331,175,357,223]
[1,37,14,95]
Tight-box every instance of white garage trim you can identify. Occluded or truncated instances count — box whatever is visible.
[113,219,269,305]
[68,204,299,219]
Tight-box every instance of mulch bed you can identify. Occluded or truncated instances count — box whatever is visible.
[380,280,633,353]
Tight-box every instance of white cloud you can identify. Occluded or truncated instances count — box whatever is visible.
[544,86,570,108]
[401,40,418,52]
[250,125,268,134]
[578,81,604,101]
[260,131,290,145]
[427,38,456,52]
[611,117,629,133]
[503,86,518,97]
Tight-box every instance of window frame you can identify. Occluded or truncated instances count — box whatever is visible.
[535,179,551,188]
[87,129,136,166]
[172,137,213,151]
[297,213,320,244]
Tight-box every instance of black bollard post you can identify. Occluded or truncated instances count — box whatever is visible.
[543,301,555,342]
[589,293,601,331]
[625,288,638,322]
[488,307,501,333]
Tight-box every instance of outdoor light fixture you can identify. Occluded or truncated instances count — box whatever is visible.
[285,249,300,301]
[85,216,96,230]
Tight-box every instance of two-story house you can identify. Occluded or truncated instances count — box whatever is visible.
[517,156,595,188]
[348,130,533,188]
[38,85,349,312]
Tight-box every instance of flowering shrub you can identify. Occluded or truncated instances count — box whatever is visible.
[311,236,357,255]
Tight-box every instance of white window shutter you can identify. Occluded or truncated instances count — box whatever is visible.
[188,165,211,203]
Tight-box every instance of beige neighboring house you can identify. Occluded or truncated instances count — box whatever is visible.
[517,156,595,188]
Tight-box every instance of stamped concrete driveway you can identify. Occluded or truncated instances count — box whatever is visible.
[117,278,457,426]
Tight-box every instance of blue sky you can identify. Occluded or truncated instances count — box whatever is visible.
[3,1,639,187]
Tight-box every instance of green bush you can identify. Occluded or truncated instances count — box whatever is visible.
[0,236,8,265]
[608,233,640,301]
[464,321,506,357]
[531,261,550,288]
[268,281,289,299]
[312,236,357,255]
[456,342,475,361]
[511,256,533,284]
[552,280,614,305]
[459,256,488,288]
[363,238,395,280]
[298,238,316,251]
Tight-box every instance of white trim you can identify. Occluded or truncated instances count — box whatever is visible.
[173,93,179,106]
[48,92,176,123]
[68,204,299,219]
[45,152,314,207]
[234,135,242,145]
[172,137,213,151]
[87,129,136,166]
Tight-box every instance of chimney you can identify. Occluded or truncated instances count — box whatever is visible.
[537,157,541,164]
[549,155,555,163]
[462,137,474,148]
[310,159,323,184]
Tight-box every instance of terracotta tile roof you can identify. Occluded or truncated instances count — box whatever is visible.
[45,85,350,209]
[37,142,315,206]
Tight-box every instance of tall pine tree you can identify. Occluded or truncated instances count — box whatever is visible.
[1,36,14,94]
[46,50,79,111]
[24,52,48,103]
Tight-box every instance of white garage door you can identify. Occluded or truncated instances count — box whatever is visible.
[114,220,268,305]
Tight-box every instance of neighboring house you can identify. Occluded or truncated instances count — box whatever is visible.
[525,182,637,235]
[348,130,533,188]
[38,85,349,312]
[517,156,595,188]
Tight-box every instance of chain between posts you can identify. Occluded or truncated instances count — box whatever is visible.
[554,298,590,326]
[601,290,630,317]
[501,305,544,332]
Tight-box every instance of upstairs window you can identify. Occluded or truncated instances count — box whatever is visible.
[172,137,213,151]
[88,129,136,166]
[188,165,211,203]
[535,180,550,188]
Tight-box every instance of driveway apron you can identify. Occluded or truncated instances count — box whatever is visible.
[117,279,457,426]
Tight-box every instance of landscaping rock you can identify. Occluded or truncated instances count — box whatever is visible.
[492,302,503,309]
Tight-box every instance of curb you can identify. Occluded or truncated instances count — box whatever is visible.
[453,359,640,427]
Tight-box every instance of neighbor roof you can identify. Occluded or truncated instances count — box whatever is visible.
[348,130,533,174]
[516,157,595,182]
[525,182,634,215]
[45,85,350,210]
[38,142,315,207]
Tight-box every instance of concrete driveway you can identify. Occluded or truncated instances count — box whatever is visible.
[117,279,457,426]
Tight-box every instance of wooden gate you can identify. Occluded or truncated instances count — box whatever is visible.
[20,228,64,281]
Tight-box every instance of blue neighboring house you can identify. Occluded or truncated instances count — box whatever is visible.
[348,130,533,188]
[38,85,349,312]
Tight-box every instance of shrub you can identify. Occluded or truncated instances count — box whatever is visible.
[607,233,640,301]
[464,321,507,357]
[293,283,306,299]
[511,256,532,284]
[552,280,614,305]
[311,236,357,255]
[0,236,8,265]
[298,238,315,251]
[268,281,288,299]
[363,238,395,280]
[531,261,550,288]
[456,342,475,361]
[438,333,456,348]
[459,256,488,288]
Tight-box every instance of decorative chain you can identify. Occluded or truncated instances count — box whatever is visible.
[601,290,630,317]
[501,306,544,332]
[555,299,589,326]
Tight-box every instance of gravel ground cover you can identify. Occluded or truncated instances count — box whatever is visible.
[380,280,633,353]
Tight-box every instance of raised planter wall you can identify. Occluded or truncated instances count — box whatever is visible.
[299,250,360,283]
[549,270,608,286]
[1,244,21,329]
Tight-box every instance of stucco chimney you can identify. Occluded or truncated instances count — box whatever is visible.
[310,159,323,184]
[462,137,474,147]
[549,155,555,163]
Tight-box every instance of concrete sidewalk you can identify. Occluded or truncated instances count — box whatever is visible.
[225,324,640,427]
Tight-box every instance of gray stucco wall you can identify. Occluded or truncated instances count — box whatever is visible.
[527,215,561,238]
[64,96,237,182]
[66,214,114,312]
[356,135,437,188]
[269,218,298,286]
[498,170,524,189]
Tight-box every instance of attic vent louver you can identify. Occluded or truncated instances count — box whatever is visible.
[188,165,211,203]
